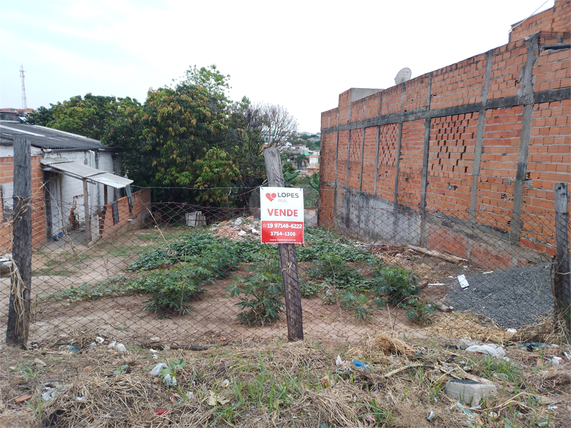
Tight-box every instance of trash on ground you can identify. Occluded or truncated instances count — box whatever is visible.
[352,360,371,370]
[446,380,498,407]
[220,379,230,388]
[458,339,477,349]
[427,411,435,422]
[154,409,168,415]
[458,274,469,289]
[205,390,229,406]
[149,363,168,376]
[95,337,105,344]
[163,373,177,388]
[465,344,505,358]
[320,374,335,388]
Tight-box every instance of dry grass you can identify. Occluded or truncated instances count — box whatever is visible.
[0,327,569,428]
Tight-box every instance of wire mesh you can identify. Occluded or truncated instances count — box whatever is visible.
[0,191,567,349]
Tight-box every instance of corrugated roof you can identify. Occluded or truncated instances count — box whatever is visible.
[41,158,133,189]
[0,122,105,150]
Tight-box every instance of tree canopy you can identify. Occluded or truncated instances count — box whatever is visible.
[31,65,301,206]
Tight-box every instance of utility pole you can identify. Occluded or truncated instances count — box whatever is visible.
[20,65,27,110]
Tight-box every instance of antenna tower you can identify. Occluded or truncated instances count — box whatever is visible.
[20,64,27,109]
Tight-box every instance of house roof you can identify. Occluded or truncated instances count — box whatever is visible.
[0,122,109,151]
[41,158,133,189]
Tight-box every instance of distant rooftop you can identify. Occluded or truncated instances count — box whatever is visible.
[0,122,109,151]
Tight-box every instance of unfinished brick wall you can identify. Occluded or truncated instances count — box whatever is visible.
[0,155,46,251]
[319,5,570,267]
[99,188,151,238]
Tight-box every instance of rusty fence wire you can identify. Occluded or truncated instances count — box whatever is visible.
[0,194,568,350]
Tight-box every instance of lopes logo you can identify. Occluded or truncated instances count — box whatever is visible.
[265,191,300,202]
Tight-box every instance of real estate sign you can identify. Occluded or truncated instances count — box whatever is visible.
[260,187,304,244]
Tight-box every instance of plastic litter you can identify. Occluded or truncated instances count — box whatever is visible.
[465,344,505,358]
[550,356,562,366]
[115,343,127,352]
[506,328,517,334]
[163,374,177,388]
[221,379,230,388]
[42,389,58,401]
[154,409,168,415]
[68,345,79,353]
[335,355,345,366]
[458,339,477,349]
[76,396,86,402]
[149,363,168,376]
[352,360,371,370]
[458,274,469,289]
[95,337,105,344]
[107,341,116,348]
[427,411,435,422]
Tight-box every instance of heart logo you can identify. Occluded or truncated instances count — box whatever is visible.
[266,192,277,202]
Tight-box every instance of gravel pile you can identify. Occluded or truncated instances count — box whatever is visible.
[444,262,553,328]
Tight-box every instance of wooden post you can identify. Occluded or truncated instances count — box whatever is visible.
[554,183,570,333]
[6,138,33,348]
[263,148,304,341]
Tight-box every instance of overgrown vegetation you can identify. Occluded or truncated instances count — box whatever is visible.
[42,224,433,324]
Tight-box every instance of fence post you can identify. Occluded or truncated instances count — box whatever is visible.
[6,138,33,348]
[263,147,304,341]
[554,182,570,334]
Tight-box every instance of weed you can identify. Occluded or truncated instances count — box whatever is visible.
[227,250,284,325]
[135,262,209,316]
[371,266,419,307]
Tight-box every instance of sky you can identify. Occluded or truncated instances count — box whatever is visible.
[0,0,554,133]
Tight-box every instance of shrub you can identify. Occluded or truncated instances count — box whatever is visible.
[226,250,284,325]
[136,261,211,316]
[372,266,419,307]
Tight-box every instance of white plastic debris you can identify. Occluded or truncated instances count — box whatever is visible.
[115,343,127,352]
[458,339,477,349]
[458,274,469,289]
[42,389,58,401]
[465,344,505,358]
[186,391,194,399]
[550,357,562,366]
[335,355,345,366]
[76,396,86,402]
[107,341,116,348]
[506,328,517,334]
[149,363,168,376]
[163,374,177,388]
[95,337,105,344]
[221,379,230,388]
[563,351,571,361]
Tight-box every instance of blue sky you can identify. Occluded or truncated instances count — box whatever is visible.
[0,0,554,133]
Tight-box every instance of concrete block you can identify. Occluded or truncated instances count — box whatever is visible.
[445,379,498,407]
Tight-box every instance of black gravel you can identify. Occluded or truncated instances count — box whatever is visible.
[444,262,553,328]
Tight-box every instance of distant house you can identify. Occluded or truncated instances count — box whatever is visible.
[0,121,148,249]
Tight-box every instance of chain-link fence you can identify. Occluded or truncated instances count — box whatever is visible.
[0,191,568,349]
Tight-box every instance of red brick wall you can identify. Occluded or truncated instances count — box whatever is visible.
[0,155,46,252]
[319,6,570,266]
[509,0,571,42]
[99,188,151,238]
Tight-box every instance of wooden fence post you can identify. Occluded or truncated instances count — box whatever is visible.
[6,138,33,348]
[263,148,304,341]
[554,182,570,334]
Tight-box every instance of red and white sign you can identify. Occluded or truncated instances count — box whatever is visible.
[261,187,304,244]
